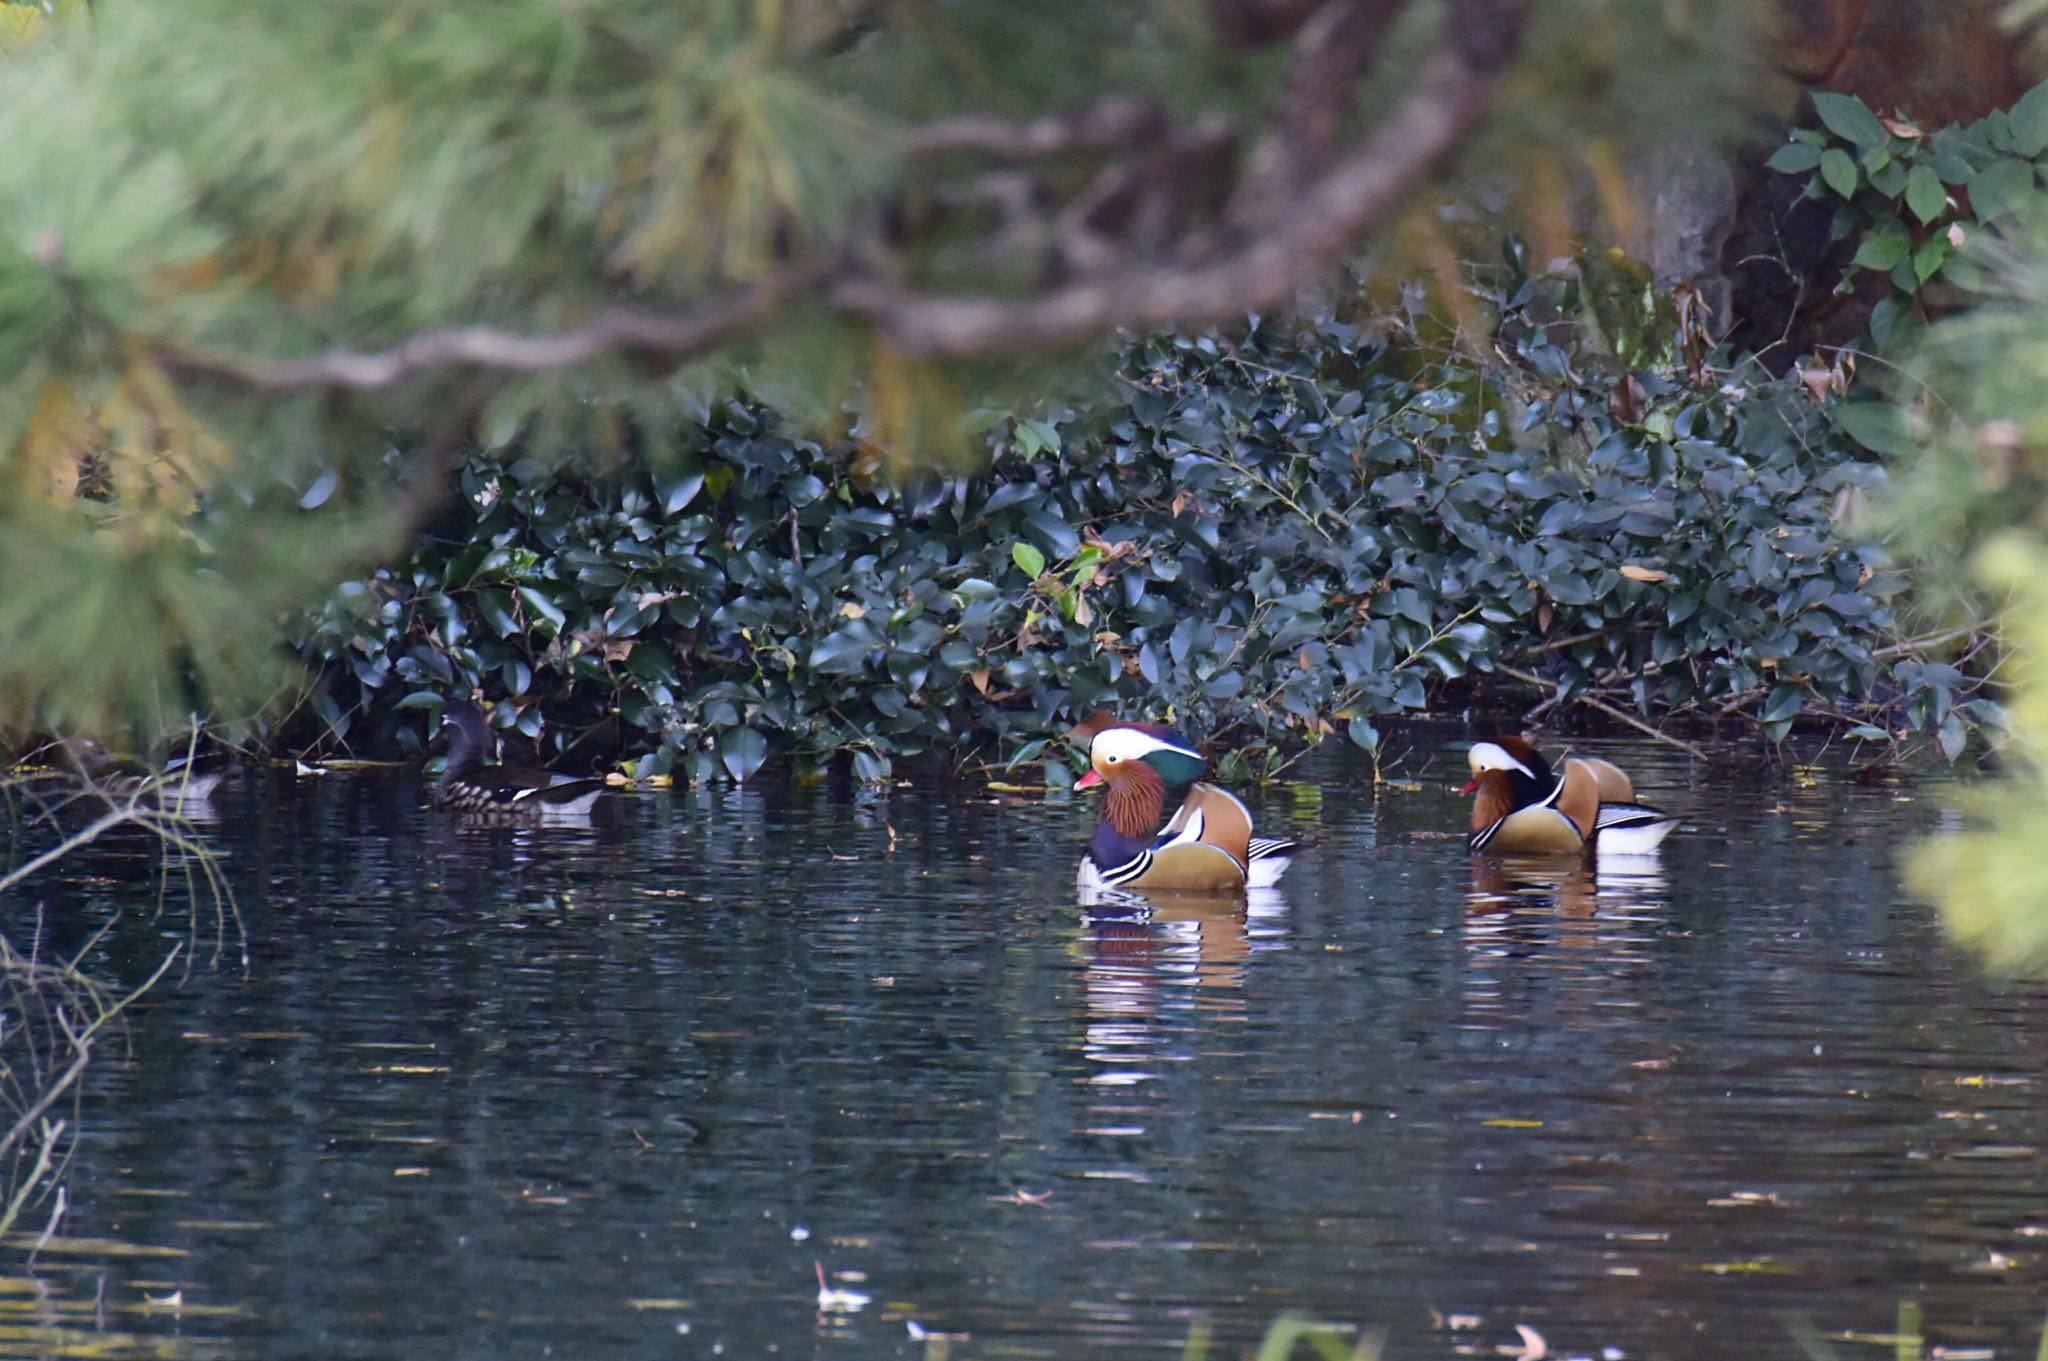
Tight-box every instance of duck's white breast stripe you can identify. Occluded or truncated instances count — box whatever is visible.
[1102,851,1154,886]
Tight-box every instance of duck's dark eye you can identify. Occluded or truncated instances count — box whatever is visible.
[1105,754,1120,763]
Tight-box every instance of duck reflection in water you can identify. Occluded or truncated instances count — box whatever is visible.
[1076,884,1289,1085]
[1463,852,1669,953]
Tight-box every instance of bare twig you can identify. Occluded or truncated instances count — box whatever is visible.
[1494,663,1712,760]
[0,1124,61,1243]
[1510,628,1612,658]
[0,809,141,897]
[1871,617,2003,660]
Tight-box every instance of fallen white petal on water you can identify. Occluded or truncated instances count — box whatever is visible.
[814,1261,870,1313]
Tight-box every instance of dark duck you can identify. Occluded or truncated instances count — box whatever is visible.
[433,700,608,823]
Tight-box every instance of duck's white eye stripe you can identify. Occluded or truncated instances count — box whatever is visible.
[1091,726,1199,765]
[1467,741,1535,779]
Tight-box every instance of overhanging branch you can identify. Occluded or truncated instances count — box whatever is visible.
[835,40,1512,356]
[150,3,1527,390]
[1228,0,1406,224]
[901,96,1170,159]
[157,266,822,392]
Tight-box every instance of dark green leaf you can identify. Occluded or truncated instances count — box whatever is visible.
[1819,147,1859,199]
[1851,224,1910,272]
[1766,141,1822,174]
[2011,78,2048,157]
[1936,712,1967,762]
[1969,158,2038,222]
[1913,238,1948,284]
[1762,683,1806,723]
[1904,163,1948,223]
[517,587,566,637]
[1812,92,1890,151]
[656,471,706,515]
[1833,402,1917,456]
[719,727,769,782]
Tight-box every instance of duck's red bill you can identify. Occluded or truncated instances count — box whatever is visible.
[1459,778,1480,795]
[1075,769,1103,789]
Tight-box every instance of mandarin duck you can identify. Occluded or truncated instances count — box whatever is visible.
[1463,736,1678,856]
[433,700,607,823]
[1073,719,1299,892]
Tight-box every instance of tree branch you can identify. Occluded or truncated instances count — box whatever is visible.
[147,1,1528,389]
[901,96,1171,159]
[1228,0,1406,223]
[157,266,823,392]
[1055,114,1238,276]
[835,25,1521,357]
[1210,0,1326,47]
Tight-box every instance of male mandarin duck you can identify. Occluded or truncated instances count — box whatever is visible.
[1072,717,1300,892]
[433,699,608,823]
[1463,736,1678,856]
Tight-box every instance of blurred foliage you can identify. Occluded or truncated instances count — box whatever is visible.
[0,0,1772,741]
[293,255,1981,783]
[1877,104,2048,970]
[1909,536,2048,969]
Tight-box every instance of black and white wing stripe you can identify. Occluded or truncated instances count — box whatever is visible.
[1248,836,1298,861]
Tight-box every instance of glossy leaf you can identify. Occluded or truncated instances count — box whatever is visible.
[1819,147,1859,199]
[1813,91,1891,151]
[1904,163,1948,224]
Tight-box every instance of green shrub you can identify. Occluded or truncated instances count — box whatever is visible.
[1768,82,2048,371]
[294,266,1978,780]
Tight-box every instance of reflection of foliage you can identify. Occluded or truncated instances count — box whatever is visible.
[1188,1311,1384,1361]
[0,889,186,1255]
[0,922,179,1246]
[294,265,1985,780]
[0,0,1769,741]
[0,772,230,1254]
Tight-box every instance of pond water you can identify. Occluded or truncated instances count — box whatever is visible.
[9,730,2048,1361]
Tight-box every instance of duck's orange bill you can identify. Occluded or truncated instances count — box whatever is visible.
[1459,778,1480,795]
[1075,769,1103,789]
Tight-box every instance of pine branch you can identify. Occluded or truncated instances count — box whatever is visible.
[148,2,1528,386]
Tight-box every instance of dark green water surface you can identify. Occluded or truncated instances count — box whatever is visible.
[14,734,2048,1360]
